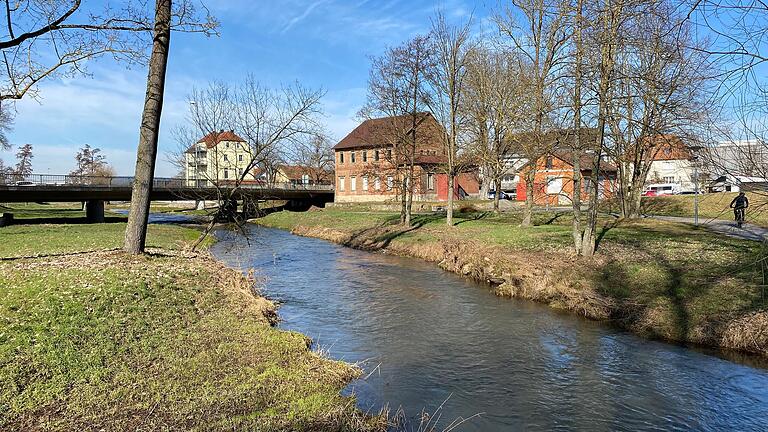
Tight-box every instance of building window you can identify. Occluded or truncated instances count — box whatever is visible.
[375,177,381,191]
[427,173,435,190]
[339,176,345,191]
[362,151,367,162]
[387,149,392,159]
[351,152,356,163]
[386,176,393,190]
[223,154,229,162]
[350,176,357,191]
[302,174,310,185]
[340,153,344,164]
[362,176,369,191]
[375,150,380,161]
[663,176,675,183]
[238,154,243,162]
[224,170,229,179]
[545,157,553,169]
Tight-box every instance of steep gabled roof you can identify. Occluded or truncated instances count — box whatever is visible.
[646,135,691,161]
[333,112,443,150]
[550,150,617,172]
[196,130,246,148]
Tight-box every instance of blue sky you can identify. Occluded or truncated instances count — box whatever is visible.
[1,0,491,176]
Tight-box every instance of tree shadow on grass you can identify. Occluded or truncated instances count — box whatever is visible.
[454,211,490,226]
[342,212,445,251]
[7,216,128,225]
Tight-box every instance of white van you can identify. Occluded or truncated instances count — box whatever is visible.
[644,183,682,196]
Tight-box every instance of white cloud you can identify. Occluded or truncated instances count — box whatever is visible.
[7,68,195,177]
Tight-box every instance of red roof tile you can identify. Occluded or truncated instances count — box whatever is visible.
[333,113,443,150]
[197,130,246,148]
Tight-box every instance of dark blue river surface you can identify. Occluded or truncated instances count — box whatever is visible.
[211,224,768,431]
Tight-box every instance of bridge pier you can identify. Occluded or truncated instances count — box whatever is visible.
[85,200,105,223]
[0,212,13,227]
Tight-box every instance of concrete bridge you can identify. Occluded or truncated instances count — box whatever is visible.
[0,174,334,222]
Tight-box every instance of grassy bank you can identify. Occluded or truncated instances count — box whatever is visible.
[0,202,125,221]
[641,192,768,226]
[0,223,381,430]
[256,207,768,357]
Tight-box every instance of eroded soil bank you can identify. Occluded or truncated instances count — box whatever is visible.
[256,213,768,358]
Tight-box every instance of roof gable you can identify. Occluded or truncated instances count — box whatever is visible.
[197,130,247,148]
[333,112,443,150]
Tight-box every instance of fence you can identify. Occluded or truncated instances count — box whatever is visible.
[0,173,334,191]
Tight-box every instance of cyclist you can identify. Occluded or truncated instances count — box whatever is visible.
[730,192,749,227]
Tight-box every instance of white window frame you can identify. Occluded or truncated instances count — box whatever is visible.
[374,177,381,191]
[362,176,369,191]
[350,176,357,191]
[386,176,393,191]
[338,176,345,191]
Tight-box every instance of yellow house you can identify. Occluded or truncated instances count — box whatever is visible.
[185,130,256,186]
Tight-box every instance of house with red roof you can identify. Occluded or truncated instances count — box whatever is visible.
[185,130,255,186]
[333,113,479,203]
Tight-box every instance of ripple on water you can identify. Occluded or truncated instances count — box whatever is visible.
[212,226,768,432]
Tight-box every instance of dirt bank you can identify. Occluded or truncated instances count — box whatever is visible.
[280,222,768,358]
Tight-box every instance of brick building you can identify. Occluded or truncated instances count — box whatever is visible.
[333,113,479,203]
[516,151,618,205]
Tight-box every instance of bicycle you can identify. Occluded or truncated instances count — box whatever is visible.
[735,207,746,228]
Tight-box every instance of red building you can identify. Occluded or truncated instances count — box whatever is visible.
[516,151,617,205]
[333,113,480,203]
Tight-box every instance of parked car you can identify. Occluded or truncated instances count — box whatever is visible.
[14,180,35,187]
[488,190,513,200]
[643,183,682,196]
[642,189,658,197]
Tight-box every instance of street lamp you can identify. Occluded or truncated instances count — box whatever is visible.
[689,145,704,226]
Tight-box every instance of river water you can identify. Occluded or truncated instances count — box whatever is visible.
[210,225,768,431]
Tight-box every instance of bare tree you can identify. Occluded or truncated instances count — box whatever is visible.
[289,132,334,184]
[13,143,32,178]
[0,0,218,102]
[168,77,325,250]
[427,12,473,227]
[361,35,433,226]
[124,0,218,254]
[124,0,173,254]
[465,45,533,214]
[607,2,712,219]
[496,0,571,226]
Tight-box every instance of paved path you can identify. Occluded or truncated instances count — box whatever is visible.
[649,215,768,241]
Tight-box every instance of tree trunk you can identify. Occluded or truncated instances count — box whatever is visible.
[493,177,501,214]
[405,166,414,227]
[400,174,407,224]
[572,0,584,254]
[446,173,454,226]
[522,168,535,227]
[123,0,172,254]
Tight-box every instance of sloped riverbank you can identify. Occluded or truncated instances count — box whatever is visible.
[255,208,768,357]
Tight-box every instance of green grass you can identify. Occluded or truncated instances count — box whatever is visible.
[0,222,380,430]
[258,208,766,345]
[0,223,211,258]
[0,202,125,220]
[0,253,377,431]
[640,192,768,227]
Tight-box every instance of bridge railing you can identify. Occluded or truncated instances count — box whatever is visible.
[0,173,334,192]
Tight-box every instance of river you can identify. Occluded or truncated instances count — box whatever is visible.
[210,224,768,431]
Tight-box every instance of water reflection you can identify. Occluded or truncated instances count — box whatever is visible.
[212,225,768,431]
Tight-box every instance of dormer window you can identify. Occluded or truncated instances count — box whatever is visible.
[340,152,344,164]
[545,157,554,169]
[351,152,356,163]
